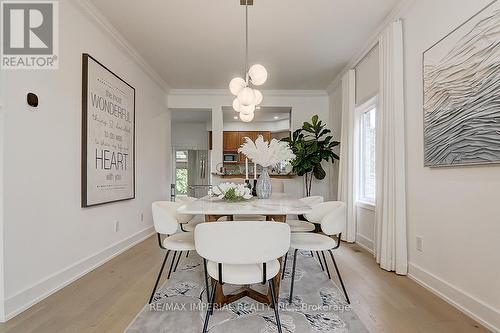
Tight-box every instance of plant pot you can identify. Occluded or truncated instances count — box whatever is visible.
[256,167,272,199]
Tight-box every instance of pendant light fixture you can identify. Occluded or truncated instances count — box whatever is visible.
[228,0,267,122]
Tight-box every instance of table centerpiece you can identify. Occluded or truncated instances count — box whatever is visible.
[208,182,253,202]
[239,135,295,199]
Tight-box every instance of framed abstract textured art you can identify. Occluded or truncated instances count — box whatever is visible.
[423,0,500,167]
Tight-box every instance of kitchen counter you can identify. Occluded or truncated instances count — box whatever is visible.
[211,173,296,179]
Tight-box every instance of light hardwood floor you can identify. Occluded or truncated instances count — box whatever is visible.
[0,236,490,333]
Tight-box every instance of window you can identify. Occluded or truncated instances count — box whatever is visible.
[175,150,188,195]
[175,169,188,195]
[357,102,376,204]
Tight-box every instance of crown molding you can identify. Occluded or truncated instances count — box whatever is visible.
[168,89,328,97]
[69,0,170,93]
[326,0,416,93]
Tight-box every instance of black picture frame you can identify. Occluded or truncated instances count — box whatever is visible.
[81,53,136,207]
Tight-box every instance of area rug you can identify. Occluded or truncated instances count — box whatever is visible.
[126,250,369,333]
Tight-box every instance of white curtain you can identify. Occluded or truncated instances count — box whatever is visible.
[375,20,408,275]
[337,70,356,243]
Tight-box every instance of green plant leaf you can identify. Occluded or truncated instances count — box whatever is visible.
[311,115,318,125]
[313,164,326,180]
[286,115,340,189]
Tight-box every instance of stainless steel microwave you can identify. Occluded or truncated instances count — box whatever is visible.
[223,153,238,163]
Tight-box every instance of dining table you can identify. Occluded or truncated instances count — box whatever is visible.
[177,193,313,307]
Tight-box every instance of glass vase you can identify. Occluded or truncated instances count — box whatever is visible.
[256,167,272,199]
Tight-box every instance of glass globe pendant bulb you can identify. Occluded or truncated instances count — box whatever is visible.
[237,87,255,106]
[239,104,255,115]
[229,77,246,96]
[253,89,263,105]
[240,112,255,122]
[248,64,268,86]
[232,98,240,112]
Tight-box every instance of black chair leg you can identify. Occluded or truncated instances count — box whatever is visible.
[203,259,210,302]
[173,251,183,272]
[288,249,299,304]
[269,279,282,333]
[282,251,288,279]
[321,251,331,279]
[202,282,217,333]
[167,251,178,279]
[328,250,350,304]
[209,279,217,315]
[315,251,325,271]
[186,251,189,258]
[148,250,171,304]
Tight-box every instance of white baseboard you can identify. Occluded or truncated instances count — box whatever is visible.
[2,226,155,322]
[408,262,500,333]
[355,233,374,254]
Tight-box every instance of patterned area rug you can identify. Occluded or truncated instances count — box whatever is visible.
[126,251,369,332]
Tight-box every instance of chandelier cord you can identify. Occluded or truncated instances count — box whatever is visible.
[245,2,249,81]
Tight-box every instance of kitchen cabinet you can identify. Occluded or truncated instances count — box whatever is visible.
[256,131,271,142]
[238,132,256,162]
[223,132,239,151]
[223,131,272,161]
[238,131,257,145]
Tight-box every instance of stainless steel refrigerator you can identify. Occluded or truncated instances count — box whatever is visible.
[187,150,210,198]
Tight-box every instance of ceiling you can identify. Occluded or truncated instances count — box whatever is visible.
[222,106,291,122]
[90,0,401,89]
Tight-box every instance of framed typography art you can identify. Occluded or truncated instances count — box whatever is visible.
[81,54,135,207]
[423,0,500,167]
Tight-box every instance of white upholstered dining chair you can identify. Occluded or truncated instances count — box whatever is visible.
[195,221,290,333]
[271,179,285,193]
[176,196,203,232]
[286,195,324,232]
[149,201,210,304]
[283,201,350,304]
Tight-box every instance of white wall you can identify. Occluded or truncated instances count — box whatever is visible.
[355,45,379,106]
[168,90,332,199]
[172,122,209,150]
[402,0,500,330]
[355,205,375,253]
[353,44,380,252]
[223,119,290,132]
[328,84,342,201]
[329,49,379,252]
[0,70,5,318]
[0,0,170,320]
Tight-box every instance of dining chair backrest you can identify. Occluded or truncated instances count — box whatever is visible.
[221,178,245,184]
[175,196,196,223]
[152,201,182,235]
[303,198,335,223]
[319,201,347,236]
[271,179,285,193]
[299,195,324,208]
[195,221,290,265]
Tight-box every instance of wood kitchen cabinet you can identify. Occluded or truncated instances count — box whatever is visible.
[223,132,240,151]
[238,132,257,162]
[223,131,272,160]
[239,131,257,145]
[256,131,271,142]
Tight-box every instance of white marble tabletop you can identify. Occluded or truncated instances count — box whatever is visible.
[177,193,312,216]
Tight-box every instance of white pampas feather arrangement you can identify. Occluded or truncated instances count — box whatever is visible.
[238,135,296,167]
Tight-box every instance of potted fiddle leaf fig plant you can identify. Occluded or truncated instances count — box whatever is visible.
[283,115,340,196]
